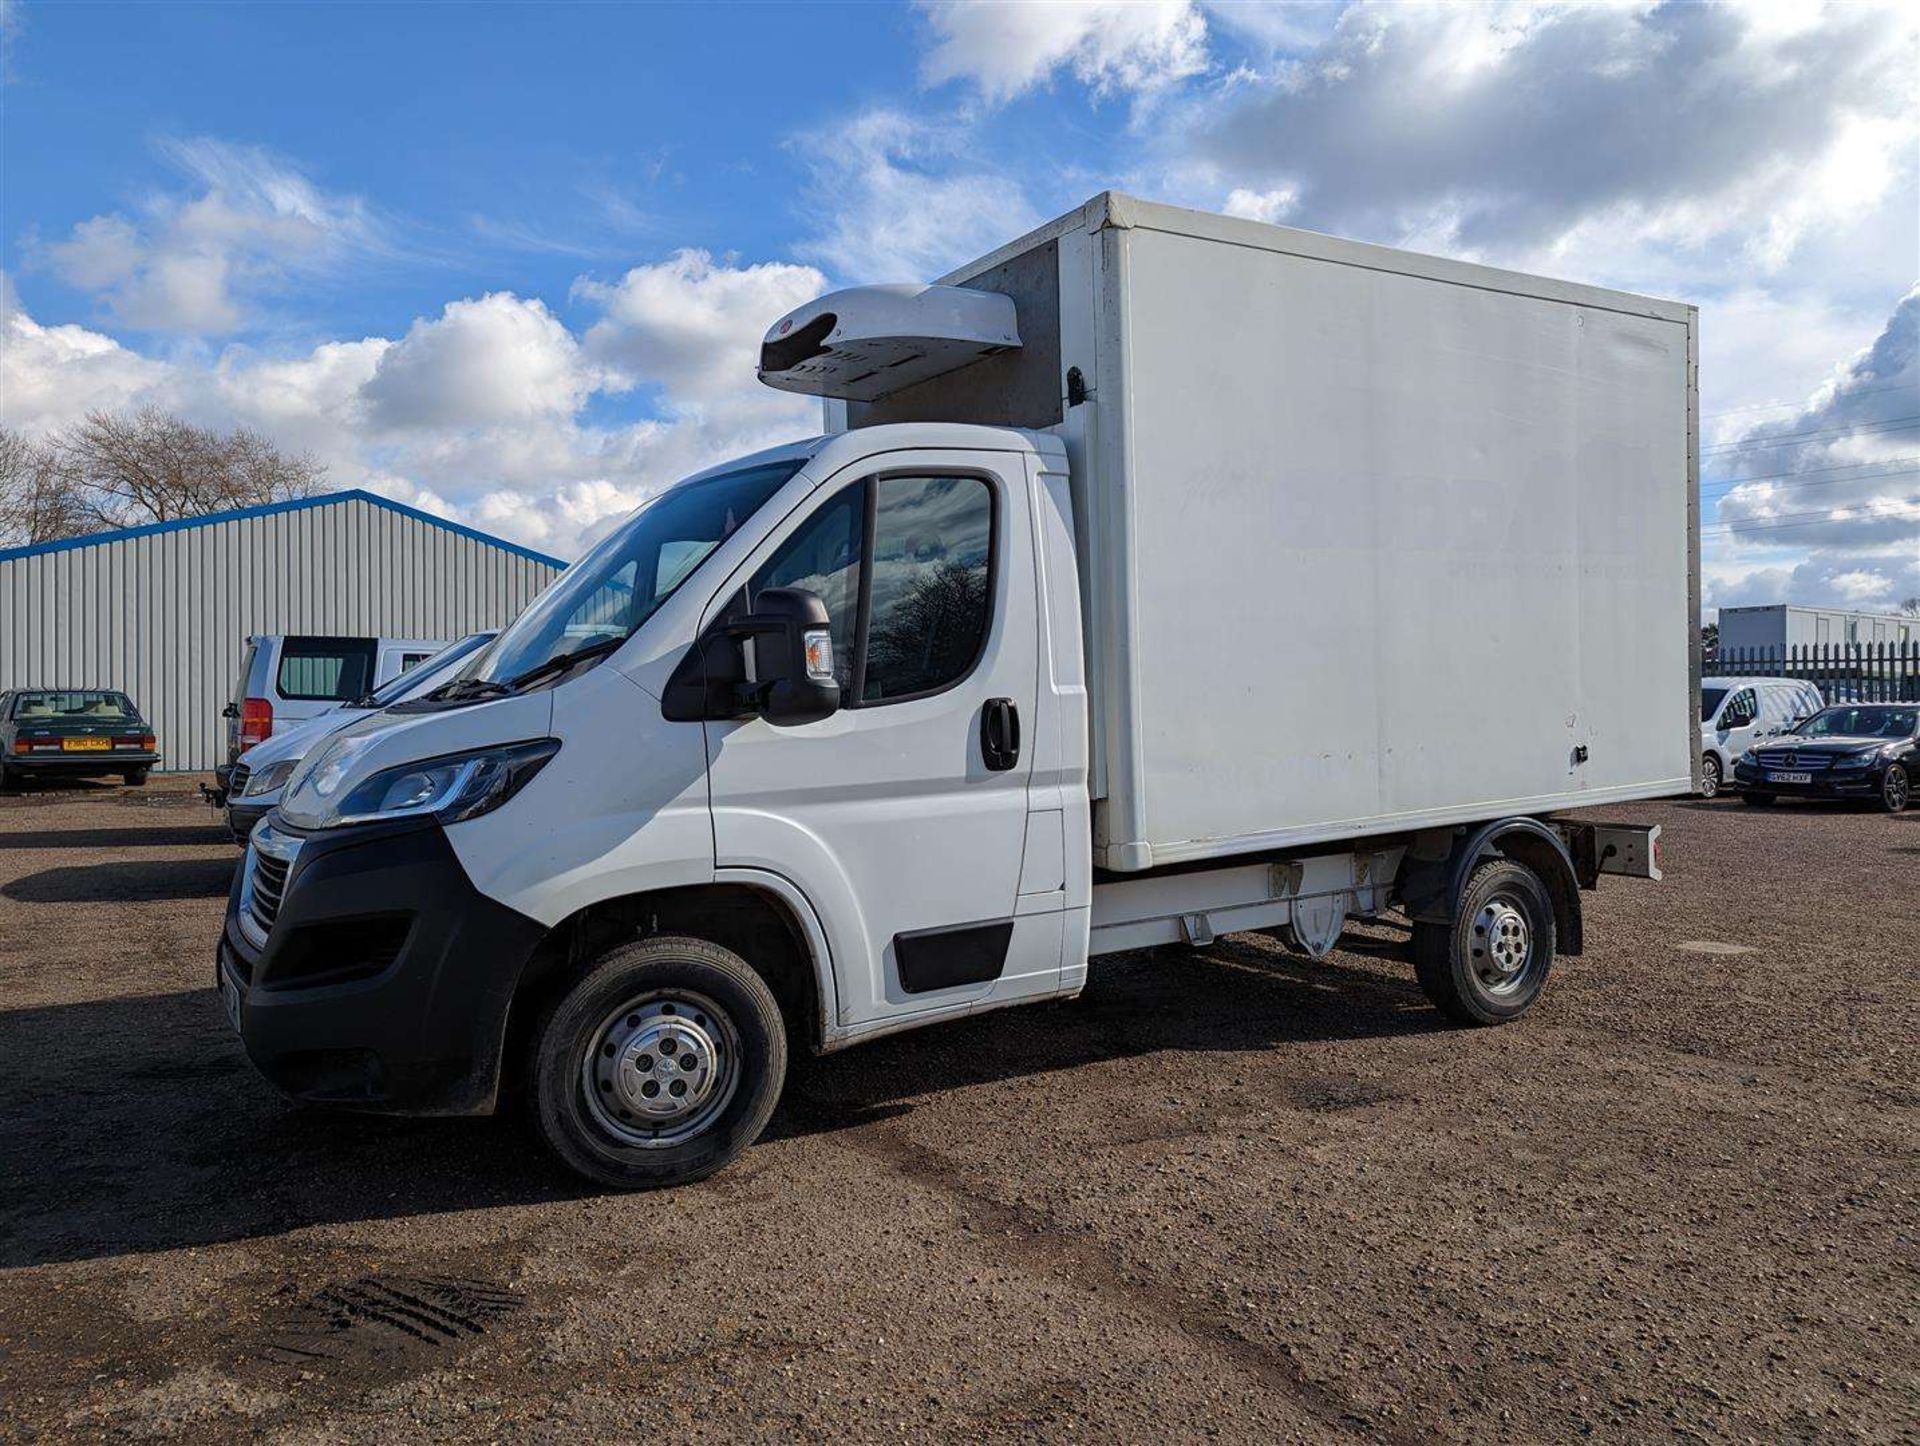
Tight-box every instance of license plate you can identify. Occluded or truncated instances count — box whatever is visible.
[62,737,111,751]
[220,969,242,1033]
[1767,771,1812,784]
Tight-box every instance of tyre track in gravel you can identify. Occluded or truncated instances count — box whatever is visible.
[787,1091,1433,1446]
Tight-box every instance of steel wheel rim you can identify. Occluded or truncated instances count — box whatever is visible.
[1470,898,1533,997]
[581,989,741,1149]
[1888,768,1909,810]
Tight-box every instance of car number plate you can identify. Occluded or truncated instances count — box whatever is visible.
[1767,771,1812,784]
[62,737,111,751]
[220,969,242,1033]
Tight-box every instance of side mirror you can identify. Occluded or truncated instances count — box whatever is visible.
[727,587,840,727]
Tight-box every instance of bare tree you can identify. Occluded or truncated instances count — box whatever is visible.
[0,428,88,546]
[1900,596,1920,618]
[50,408,324,532]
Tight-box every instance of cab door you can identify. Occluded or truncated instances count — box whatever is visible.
[1716,686,1760,759]
[702,448,1059,1031]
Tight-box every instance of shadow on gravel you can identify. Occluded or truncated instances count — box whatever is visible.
[0,825,229,850]
[2,856,236,903]
[768,933,1442,1144]
[0,933,1441,1269]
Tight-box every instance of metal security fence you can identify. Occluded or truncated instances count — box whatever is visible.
[1708,641,1920,704]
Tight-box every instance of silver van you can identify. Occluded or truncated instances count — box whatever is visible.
[218,634,446,790]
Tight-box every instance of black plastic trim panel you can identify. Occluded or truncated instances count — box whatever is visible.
[895,918,1013,994]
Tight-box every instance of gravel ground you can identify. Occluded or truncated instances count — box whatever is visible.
[0,775,1914,1443]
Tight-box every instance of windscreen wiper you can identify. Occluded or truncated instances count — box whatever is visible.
[426,676,514,703]
[508,635,625,691]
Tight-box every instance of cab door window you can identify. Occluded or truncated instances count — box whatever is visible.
[1722,689,1757,727]
[860,475,993,703]
[749,472,995,704]
[751,481,865,690]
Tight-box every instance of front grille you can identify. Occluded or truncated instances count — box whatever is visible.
[237,823,303,951]
[249,851,290,936]
[1753,750,1833,771]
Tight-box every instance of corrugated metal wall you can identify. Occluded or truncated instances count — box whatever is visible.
[0,495,562,772]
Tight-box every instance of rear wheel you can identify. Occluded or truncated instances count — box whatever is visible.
[1698,754,1722,799]
[1741,792,1776,807]
[1413,860,1556,1026]
[1882,763,1911,814]
[528,935,787,1189]
[0,765,19,794]
[124,767,150,786]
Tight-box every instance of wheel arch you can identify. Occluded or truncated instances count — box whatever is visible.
[501,873,837,1092]
[1398,817,1583,957]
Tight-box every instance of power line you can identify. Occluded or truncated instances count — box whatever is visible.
[1701,465,1920,501]
[1702,383,1914,421]
[1701,496,1920,534]
[1702,415,1920,454]
[1704,454,1920,487]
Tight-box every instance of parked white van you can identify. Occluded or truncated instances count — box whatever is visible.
[1698,676,1823,798]
[218,194,1690,1189]
[219,634,448,787]
[224,633,497,842]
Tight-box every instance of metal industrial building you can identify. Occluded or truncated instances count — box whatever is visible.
[0,490,564,772]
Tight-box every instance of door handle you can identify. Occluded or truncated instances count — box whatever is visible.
[980,698,1020,771]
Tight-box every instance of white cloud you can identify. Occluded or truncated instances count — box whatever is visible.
[1,250,826,560]
[38,138,392,334]
[575,249,828,402]
[363,293,591,430]
[1703,287,1920,612]
[1177,1,1918,269]
[919,0,1209,102]
[1222,185,1298,224]
[793,109,1039,281]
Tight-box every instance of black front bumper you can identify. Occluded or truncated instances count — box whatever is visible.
[218,816,549,1115]
[225,798,271,843]
[1732,759,1885,798]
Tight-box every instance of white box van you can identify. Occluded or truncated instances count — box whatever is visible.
[1698,676,1823,798]
[218,194,1691,1188]
[219,634,448,784]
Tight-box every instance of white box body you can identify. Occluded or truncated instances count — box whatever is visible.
[835,194,1699,870]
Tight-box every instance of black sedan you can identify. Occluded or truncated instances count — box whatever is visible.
[0,689,160,790]
[1733,703,1916,813]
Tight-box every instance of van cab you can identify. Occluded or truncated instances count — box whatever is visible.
[220,634,447,786]
[1699,675,1822,798]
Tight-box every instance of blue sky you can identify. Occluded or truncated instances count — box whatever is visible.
[3,1,1915,609]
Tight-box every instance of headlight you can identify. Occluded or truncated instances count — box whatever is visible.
[240,758,298,797]
[278,739,559,830]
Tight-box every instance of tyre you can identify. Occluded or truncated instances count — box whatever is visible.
[0,765,19,794]
[1412,860,1556,1026]
[1741,792,1776,807]
[1882,762,1911,814]
[1698,754,1722,799]
[124,767,150,786]
[528,935,787,1189]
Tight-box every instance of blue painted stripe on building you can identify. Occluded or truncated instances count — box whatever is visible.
[0,489,568,569]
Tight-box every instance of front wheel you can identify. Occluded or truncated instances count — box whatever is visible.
[1882,763,1911,814]
[1698,754,1722,799]
[1412,860,1556,1026]
[528,935,787,1189]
